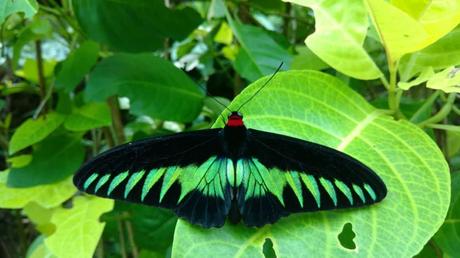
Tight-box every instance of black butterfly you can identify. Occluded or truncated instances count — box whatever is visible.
[74,111,387,228]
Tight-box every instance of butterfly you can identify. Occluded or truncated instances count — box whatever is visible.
[73,110,387,228]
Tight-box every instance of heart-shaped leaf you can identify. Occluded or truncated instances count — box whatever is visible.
[172,70,450,257]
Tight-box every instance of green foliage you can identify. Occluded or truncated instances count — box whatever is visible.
[0,0,459,257]
[44,196,114,258]
[174,71,450,257]
[285,0,382,80]
[55,41,100,92]
[0,0,37,24]
[85,53,204,122]
[9,113,65,154]
[72,0,202,52]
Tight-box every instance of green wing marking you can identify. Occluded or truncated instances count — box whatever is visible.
[83,173,98,190]
[95,174,110,193]
[107,171,129,195]
[124,170,145,198]
[142,168,167,201]
[237,157,378,213]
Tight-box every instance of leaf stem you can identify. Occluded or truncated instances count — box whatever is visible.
[35,40,47,114]
[410,91,441,123]
[123,212,138,258]
[418,93,456,127]
[107,96,125,145]
[117,219,128,258]
[387,60,401,118]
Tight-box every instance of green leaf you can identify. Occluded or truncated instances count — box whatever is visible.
[55,41,100,92]
[226,12,292,81]
[0,0,38,24]
[397,67,434,90]
[72,0,202,52]
[366,0,460,62]
[291,46,329,71]
[172,70,450,257]
[399,27,460,81]
[23,202,55,236]
[64,102,111,132]
[15,58,57,84]
[85,54,204,122]
[44,196,114,258]
[9,112,65,154]
[426,66,460,93]
[433,172,460,257]
[285,0,382,80]
[26,236,56,258]
[0,172,76,209]
[104,202,176,255]
[8,132,84,187]
[447,131,460,157]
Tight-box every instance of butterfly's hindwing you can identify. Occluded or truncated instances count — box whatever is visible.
[74,129,231,227]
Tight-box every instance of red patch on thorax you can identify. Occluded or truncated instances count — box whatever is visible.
[227,115,244,127]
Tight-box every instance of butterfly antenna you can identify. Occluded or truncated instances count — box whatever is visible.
[236,62,284,112]
[195,83,232,122]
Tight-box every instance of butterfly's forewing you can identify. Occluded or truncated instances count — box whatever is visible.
[236,129,387,227]
[74,129,232,228]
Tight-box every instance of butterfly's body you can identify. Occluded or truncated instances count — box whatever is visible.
[74,112,387,228]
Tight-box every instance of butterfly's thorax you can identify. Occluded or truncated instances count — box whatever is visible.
[222,125,248,160]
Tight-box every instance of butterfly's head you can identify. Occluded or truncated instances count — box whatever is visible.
[226,111,244,127]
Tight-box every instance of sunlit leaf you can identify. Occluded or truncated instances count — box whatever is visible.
[399,27,460,81]
[45,196,114,258]
[366,0,460,62]
[0,172,76,209]
[173,70,450,257]
[426,67,460,93]
[285,0,382,80]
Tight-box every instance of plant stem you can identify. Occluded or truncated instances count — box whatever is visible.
[387,60,401,118]
[35,40,47,114]
[428,240,443,258]
[117,220,128,258]
[123,212,138,258]
[410,91,441,123]
[418,93,457,127]
[107,96,125,145]
[102,127,115,148]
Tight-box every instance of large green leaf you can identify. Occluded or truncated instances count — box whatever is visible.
[0,0,37,24]
[172,70,450,257]
[64,102,111,132]
[229,20,292,81]
[285,0,382,80]
[433,172,460,257]
[8,132,84,187]
[85,54,204,122]
[9,112,65,154]
[72,0,201,52]
[0,172,76,209]
[44,196,114,258]
[399,27,460,81]
[366,0,460,63]
[55,41,100,92]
